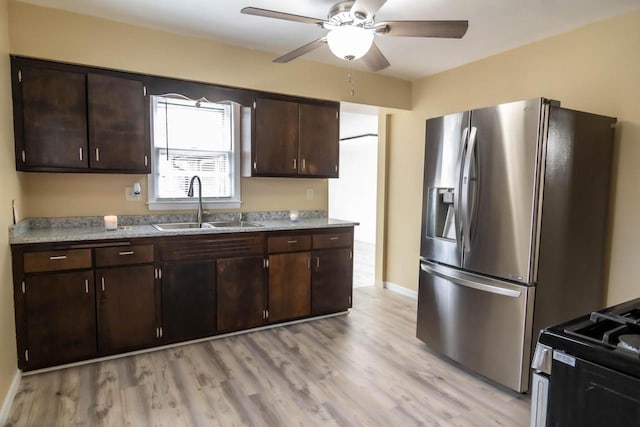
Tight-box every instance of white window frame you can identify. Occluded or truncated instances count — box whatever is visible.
[147,96,242,210]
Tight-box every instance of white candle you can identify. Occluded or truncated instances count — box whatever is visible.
[289,210,299,222]
[104,215,118,231]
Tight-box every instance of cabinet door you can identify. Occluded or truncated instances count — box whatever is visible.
[311,248,353,315]
[254,98,299,176]
[268,252,311,322]
[299,103,339,177]
[96,265,157,354]
[88,74,148,172]
[217,256,266,332]
[24,271,96,369]
[19,67,88,169]
[161,260,216,343]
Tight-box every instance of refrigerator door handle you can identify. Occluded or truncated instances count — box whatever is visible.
[454,127,469,253]
[420,261,522,298]
[461,126,477,252]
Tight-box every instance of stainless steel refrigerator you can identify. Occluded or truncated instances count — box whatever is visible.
[416,98,616,393]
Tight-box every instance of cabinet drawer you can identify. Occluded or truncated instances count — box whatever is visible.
[313,232,352,249]
[24,249,92,273]
[95,244,154,267]
[268,235,311,253]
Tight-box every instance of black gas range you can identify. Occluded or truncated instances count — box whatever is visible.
[530,298,640,427]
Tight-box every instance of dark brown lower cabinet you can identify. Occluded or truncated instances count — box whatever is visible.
[161,260,216,343]
[268,252,311,322]
[96,265,157,354]
[13,228,354,371]
[311,248,353,315]
[24,270,96,369]
[217,256,266,332]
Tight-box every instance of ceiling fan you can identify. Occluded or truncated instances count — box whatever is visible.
[241,0,468,72]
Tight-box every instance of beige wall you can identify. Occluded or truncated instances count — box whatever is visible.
[385,11,640,305]
[0,0,22,409]
[7,1,411,218]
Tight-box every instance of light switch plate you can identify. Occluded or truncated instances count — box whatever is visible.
[306,188,314,201]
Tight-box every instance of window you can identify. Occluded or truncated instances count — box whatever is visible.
[148,95,241,210]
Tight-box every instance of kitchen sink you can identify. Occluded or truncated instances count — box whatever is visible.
[152,222,215,231]
[208,221,262,228]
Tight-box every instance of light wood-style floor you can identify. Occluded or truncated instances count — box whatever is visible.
[6,287,530,426]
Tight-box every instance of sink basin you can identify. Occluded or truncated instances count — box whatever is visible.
[209,221,262,228]
[152,222,215,231]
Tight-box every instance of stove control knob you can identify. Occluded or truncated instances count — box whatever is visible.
[531,343,553,375]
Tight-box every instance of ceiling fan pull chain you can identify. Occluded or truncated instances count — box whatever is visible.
[347,61,355,97]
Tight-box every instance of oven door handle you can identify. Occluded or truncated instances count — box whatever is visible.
[421,261,522,298]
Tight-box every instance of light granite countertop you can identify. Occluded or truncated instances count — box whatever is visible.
[9,211,358,245]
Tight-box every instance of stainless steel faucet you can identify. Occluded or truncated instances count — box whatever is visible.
[187,175,203,225]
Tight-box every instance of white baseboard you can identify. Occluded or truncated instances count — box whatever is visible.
[383,281,418,299]
[0,369,21,425]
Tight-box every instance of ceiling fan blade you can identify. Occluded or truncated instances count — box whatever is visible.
[360,42,390,72]
[273,37,327,63]
[241,7,327,26]
[350,0,388,20]
[375,20,469,38]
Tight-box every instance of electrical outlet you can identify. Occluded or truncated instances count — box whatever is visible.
[125,187,141,201]
[306,188,314,201]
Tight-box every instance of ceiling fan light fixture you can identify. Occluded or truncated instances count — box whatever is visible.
[326,25,374,61]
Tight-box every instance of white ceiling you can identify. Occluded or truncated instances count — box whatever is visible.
[16,0,640,80]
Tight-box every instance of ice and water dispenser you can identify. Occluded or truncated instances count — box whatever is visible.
[426,187,456,240]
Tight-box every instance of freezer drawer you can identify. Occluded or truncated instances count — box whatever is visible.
[417,260,535,392]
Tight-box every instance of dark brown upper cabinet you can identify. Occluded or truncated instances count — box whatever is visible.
[11,56,150,173]
[87,74,147,171]
[254,98,299,176]
[299,103,340,177]
[249,96,340,178]
[17,67,89,169]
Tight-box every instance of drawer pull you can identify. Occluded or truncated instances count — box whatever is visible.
[49,255,68,260]
[118,251,135,256]
[287,240,298,244]
[85,279,89,294]
[330,237,339,241]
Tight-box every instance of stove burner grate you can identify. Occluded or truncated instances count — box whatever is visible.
[618,334,640,353]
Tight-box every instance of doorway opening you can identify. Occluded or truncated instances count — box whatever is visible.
[329,105,378,288]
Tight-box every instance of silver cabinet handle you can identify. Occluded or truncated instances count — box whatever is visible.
[292,158,297,170]
[420,261,521,298]
[302,158,306,170]
[316,257,320,269]
[79,147,83,161]
[85,279,89,294]
[50,255,67,260]
[287,240,298,244]
[118,251,135,256]
[95,148,100,162]
[101,277,105,292]
[329,237,339,241]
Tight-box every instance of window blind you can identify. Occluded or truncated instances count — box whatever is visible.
[152,96,234,200]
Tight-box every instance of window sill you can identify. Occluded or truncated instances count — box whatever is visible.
[147,200,242,211]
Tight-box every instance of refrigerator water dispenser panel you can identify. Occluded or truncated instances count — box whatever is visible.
[426,187,456,241]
